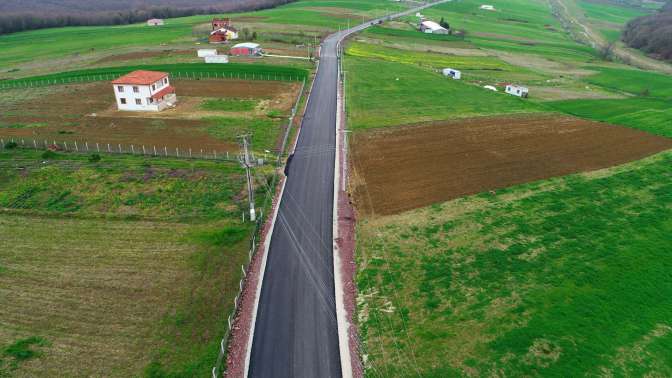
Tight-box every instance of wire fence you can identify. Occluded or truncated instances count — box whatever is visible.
[0,70,305,91]
[0,137,242,162]
[210,77,306,377]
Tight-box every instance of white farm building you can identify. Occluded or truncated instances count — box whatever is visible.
[506,84,529,98]
[480,5,495,11]
[147,18,164,26]
[442,68,461,79]
[197,49,218,57]
[112,70,176,112]
[420,20,449,34]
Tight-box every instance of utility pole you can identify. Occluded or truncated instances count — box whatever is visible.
[238,134,256,222]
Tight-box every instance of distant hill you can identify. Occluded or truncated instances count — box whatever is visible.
[0,0,292,35]
[622,1,672,61]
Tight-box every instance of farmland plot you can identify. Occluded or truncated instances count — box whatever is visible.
[0,79,301,154]
[350,114,672,215]
[0,149,256,376]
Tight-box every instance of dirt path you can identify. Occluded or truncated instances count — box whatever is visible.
[551,0,672,75]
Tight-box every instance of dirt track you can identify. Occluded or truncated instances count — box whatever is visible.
[350,114,672,216]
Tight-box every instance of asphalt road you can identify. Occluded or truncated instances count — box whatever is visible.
[248,2,450,377]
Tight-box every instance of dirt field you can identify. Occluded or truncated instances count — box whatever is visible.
[0,79,299,153]
[95,50,194,64]
[350,114,672,215]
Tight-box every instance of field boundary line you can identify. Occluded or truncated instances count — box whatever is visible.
[330,2,454,377]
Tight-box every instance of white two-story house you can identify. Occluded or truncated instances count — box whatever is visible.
[112,70,177,112]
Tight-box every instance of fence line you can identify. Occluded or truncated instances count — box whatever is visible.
[0,137,239,162]
[0,70,306,91]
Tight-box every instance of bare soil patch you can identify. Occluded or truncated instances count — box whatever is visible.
[350,114,672,215]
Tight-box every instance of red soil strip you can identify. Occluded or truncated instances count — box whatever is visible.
[350,114,672,216]
[225,175,285,378]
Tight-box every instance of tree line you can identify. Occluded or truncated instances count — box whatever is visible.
[622,1,672,62]
[0,0,293,35]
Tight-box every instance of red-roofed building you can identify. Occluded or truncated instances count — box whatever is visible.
[112,70,177,112]
[212,18,230,30]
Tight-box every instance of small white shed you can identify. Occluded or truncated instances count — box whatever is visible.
[205,55,229,64]
[442,68,461,80]
[147,19,164,26]
[506,84,529,98]
[484,85,498,92]
[197,49,218,57]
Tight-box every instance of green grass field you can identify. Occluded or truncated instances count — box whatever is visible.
[547,97,672,137]
[583,67,672,98]
[0,0,409,70]
[357,150,672,377]
[344,54,539,130]
[0,149,261,376]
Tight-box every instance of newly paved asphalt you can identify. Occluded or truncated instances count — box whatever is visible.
[248,2,450,377]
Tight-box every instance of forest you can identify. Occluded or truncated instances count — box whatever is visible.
[0,0,293,35]
[622,1,672,61]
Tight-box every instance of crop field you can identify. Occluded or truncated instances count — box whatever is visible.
[0,148,258,376]
[349,114,672,215]
[356,150,672,376]
[0,78,301,154]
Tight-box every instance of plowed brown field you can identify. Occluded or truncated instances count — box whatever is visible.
[350,114,672,216]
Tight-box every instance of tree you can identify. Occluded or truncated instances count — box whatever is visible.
[439,17,450,29]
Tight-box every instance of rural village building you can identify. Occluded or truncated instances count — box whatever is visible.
[205,55,229,63]
[506,84,529,98]
[212,18,231,30]
[209,27,239,43]
[197,49,218,57]
[442,68,461,79]
[112,70,176,112]
[230,42,262,56]
[147,18,164,26]
[420,20,449,34]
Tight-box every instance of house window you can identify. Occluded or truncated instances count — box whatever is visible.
[152,84,156,91]
[133,86,139,93]
[164,78,168,84]
[135,99,142,105]
[120,98,127,104]
[147,97,152,104]
[117,86,124,92]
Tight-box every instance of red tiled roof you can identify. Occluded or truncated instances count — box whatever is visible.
[151,85,175,100]
[112,70,168,85]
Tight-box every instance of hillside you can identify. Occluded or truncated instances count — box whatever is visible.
[623,2,672,61]
[0,0,292,35]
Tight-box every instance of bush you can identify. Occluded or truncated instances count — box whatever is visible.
[89,153,101,162]
[41,150,57,159]
[4,141,18,149]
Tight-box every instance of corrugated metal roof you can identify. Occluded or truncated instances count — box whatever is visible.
[112,70,168,85]
[421,20,446,31]
[232,42,260,49]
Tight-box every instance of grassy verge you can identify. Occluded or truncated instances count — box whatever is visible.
[356,149,672,376]
[0,148,266,376]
